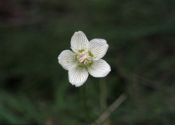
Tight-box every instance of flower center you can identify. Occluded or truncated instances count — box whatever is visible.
[77,50,93,66]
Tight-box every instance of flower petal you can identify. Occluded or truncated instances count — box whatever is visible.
[58,50,76,70]
[88,59,111,77]
[68,67,89,87]
[71,31,89,52]
[89,39,109,60]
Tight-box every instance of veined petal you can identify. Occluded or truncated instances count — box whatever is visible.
[71,31,89,52]
[58,50,76,70]
[89,39,109,60]
[88,59,111,77]
[68,67,89,87]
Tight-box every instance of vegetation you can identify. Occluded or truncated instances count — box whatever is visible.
[0,0,175,124]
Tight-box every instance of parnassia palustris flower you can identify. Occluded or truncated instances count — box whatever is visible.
[58,31,111,87]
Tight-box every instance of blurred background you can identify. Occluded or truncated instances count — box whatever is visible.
[0,0,175,125]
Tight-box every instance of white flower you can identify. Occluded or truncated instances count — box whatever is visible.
[58,31,111,87]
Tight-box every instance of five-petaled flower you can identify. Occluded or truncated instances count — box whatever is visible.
[58,31,111,87]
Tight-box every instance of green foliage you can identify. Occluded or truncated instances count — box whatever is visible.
[0,0,175,124]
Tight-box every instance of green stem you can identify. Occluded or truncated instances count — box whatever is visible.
[99,79,111,125]
[99,79,107,111]
[82,84,90,122]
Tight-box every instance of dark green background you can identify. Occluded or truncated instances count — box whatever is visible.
[0,0,175,124]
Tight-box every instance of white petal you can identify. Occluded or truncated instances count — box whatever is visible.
[68,67,89,87]
[58,50,77,70]
[89,39,109,60]
[88,59,111,77]
[71,31,89,52]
